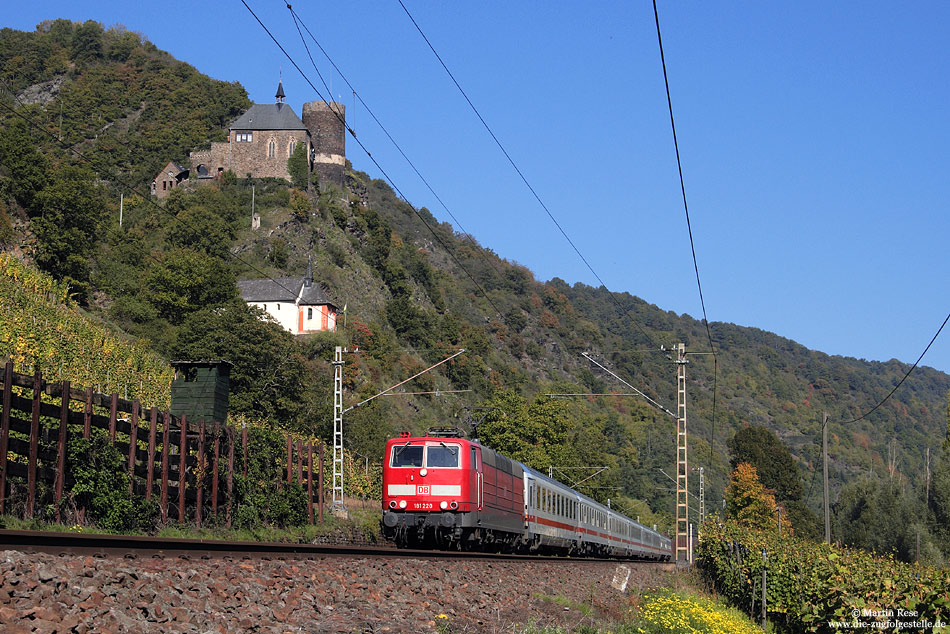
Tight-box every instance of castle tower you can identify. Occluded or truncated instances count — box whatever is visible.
[302,101,346,191]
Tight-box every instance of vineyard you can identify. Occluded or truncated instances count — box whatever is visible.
[0,254,382,531]
[699,519,950,633]
[0,254,173,407]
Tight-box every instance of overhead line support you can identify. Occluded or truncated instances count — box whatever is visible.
[674,343,689,564]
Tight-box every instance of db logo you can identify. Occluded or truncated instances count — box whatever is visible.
[417,485,431,495]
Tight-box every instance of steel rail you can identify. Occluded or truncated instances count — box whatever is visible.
[0,529,670,565]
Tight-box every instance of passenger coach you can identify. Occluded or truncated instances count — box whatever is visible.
[381,429,672,560]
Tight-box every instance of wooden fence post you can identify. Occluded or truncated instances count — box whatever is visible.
[286,436,292,486]
[128,399,139,496]
[146,408,157,501]
[196,421,205,527]
[226,425,234,528]
[108,393,118,442]
[0,360,13,515]
[83,387,92,439]
[54,380,69,523]
[178,414,187,523]
[297,440,303,486]
[161,412,170,523]
[242,425,247,477]
[212,422,219,519]
[318,443,324,524]
[27,369,41,519]
[307,442,314,524]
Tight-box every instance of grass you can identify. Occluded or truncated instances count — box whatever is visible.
[0,500,385,544]
[534,593,594,617]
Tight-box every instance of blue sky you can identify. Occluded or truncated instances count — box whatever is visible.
[7,2,950,374]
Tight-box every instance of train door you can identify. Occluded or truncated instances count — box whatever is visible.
[470,445,483,511]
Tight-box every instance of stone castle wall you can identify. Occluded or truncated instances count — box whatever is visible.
[188,100,345,185]
[302,101,346,190]
[225,129,309,180]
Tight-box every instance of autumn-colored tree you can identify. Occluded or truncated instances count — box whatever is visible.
[725,462,792,534]
[289,189,311,223]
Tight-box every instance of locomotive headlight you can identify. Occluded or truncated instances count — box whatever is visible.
[389,500,397,509]
[450,501,458,510]
[419,468,427,477]
[398,500,407,509]
[439,501,448,510]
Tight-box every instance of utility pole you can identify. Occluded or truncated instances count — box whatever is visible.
[925,447,931,504]
[822,411,830,544]
[761,549,768,629]
[119,193,123,228]
[331,346,346,517]
[675,342,689,564]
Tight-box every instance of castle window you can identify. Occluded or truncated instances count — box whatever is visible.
[236,132,253,143]
[307,307,313,320]
[289,139,297,157]
[268,139,276,158]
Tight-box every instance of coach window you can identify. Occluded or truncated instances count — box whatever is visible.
[391,444,423,467]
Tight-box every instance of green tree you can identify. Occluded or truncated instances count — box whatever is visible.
[31,164,109,301]
[0,118,49,209]
[728,425,803,501]
[71,20,104,64]
[476,390,574,472]
[835,475,940,564]
[141,248,235,322]
[928,417,950,558]
[172,303,308,429]
[166,205,235,259]
[385,295,433,346]
[287,142,309,188]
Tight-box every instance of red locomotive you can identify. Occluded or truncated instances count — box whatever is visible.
[381,429,672,559]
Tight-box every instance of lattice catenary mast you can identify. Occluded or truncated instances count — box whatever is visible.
[675,342,689,563]
[331,346,346,516]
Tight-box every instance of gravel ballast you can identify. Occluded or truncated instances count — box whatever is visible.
[0,549,674,633]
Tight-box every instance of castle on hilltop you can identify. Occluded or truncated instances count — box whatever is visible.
[181,81,345,191]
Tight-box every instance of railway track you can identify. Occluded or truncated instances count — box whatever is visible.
[0,529,665,565]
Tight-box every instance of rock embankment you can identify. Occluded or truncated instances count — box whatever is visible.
[0,549,673,633]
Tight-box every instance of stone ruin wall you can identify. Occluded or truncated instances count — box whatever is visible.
[302,101,346,190]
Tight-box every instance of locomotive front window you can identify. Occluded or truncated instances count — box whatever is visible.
[426,443,460,468]
[391,444,423,467]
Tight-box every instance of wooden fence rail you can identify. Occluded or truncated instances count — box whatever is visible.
[0,360,324,527]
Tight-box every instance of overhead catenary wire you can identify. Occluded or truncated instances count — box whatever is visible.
[582,352,675,417]
[839,311,950,424]
[1,76,458,402]
[395,0,662,352]
[284,4,514,289]
[652,1,719,469]
[240,0,507,323]
[0,90,304,304]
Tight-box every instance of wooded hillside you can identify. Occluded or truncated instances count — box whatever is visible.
[1,20,947,556]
